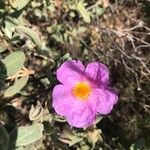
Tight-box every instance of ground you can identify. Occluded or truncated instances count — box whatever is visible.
[0,0,150,150]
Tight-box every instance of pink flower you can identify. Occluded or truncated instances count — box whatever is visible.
[52,60,118,128]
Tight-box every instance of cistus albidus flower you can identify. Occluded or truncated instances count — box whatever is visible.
[52,60,118,128]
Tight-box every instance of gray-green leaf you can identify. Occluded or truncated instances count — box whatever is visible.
[11,0,30,10]
[59,130,83,147]
[3,17,19,39]
[2,51,25,76]
[4,75,29,97]
[15,26,41,47]
[9,123,43,147]
[76,1,91,23]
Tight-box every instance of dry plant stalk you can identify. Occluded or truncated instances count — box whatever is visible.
[6,67,35,81]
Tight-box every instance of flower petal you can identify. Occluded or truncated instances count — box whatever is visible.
[52,84,85,117]
[86,89,100,113]
[56,60,85,86]
[96,88,118,114]
[85,62,109,86]
[67,105,96,128]
[52,84,97,128]
[66,90,99,128]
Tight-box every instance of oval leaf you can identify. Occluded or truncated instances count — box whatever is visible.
[77,2,91,23]
[4,75,29,97]
[15,26,41,47]
[12,0,30,10]
[3,17,19,39]
[9,123,43,147]
[2,51,25,76]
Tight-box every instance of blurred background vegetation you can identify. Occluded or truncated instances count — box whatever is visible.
[0,0,150,149]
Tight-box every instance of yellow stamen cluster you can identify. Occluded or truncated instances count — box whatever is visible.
[72,82,91,100]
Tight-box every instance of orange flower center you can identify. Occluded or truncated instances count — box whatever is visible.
[72,82,91,100]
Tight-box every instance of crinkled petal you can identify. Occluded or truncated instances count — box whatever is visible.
[67,90,99,128]
[86,89,100,113]
[67,105,96,128]
[56,60,85,86]
[96,88,118,114]
[52,84,98,128]
[85,62,109,86]
[52,84,85,117]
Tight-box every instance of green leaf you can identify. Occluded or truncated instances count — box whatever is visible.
[15,26,41,47]
[12,0,30,10]
[77,27,87,33]
[9,123,43,147]
[59,130,83,147]
[94,7,105,15]
[3,17,19,39]
[4,75,29,97]
[0,125,9,150]
[2,51,25,76]
[76,1,91,23]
